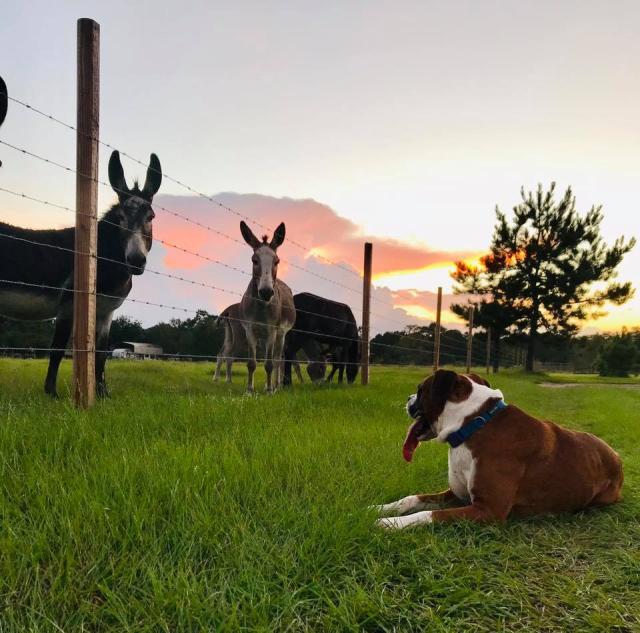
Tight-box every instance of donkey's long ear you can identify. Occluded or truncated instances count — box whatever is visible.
[141,153,162,200]
[0,77,8,130]
[270,222,286,249]
[108,151,130,199]
[240,221,261,249]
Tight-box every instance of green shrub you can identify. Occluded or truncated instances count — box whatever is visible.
[597,334,637,376]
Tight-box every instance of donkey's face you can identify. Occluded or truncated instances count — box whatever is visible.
[108,151,162,274]
[240,221,286,302]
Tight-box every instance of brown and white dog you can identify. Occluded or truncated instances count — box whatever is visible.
[375,369,623,529]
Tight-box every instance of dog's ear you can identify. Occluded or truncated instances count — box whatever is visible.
[468,373,491,388]
[431,369,459,406]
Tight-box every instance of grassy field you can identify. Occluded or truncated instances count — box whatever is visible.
[0,359,638,632]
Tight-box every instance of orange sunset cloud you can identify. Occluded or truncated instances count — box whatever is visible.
[154,193,477,279]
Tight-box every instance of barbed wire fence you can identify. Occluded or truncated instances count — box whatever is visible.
[0,20,526,406]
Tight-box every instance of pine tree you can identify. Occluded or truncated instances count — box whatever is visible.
[452,183,635,371]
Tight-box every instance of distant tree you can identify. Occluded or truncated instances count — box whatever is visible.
[109,316,145,347]
[144,310,224,358]
[450,299,521,372]
[597,331,637,377]
[452,183,635,371]
[0,316,54,351]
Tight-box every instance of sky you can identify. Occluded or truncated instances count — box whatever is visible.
[1,0,639,333]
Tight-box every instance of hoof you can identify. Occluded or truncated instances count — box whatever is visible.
[44,384,58,399]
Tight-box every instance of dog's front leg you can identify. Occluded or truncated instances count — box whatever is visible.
[373,489,456,517]
[377,496,514,529]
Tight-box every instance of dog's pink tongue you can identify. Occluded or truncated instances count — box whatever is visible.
[402,420,422,462]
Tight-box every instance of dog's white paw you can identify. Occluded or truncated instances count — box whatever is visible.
[375,511,433,530]
[370,495,424,517]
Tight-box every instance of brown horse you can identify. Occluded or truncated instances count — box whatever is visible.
[239,221,295,393]
[213,303,245,383]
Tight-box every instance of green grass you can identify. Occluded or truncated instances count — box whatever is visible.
[0,359,638,632]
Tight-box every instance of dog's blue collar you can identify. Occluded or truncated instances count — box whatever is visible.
[445,400,508,448]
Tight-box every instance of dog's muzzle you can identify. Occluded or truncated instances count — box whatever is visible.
[406,394,419,419]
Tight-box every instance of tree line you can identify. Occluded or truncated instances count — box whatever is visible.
[2,313,638,376]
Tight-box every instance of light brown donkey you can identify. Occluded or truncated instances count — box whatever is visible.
[213,303,245,383]
[239,221,296,393]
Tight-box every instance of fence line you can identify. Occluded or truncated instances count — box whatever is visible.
[0,230,520,367]
[0,140,367,297]
[0,184,460,337]
[0,277,446,358]
[2,92,419,313]
[0,91,365,277]
[0,346,507,368]
[0,81,527,387]
[0,227,521,368]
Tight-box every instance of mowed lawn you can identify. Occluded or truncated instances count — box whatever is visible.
[0,359,638,632]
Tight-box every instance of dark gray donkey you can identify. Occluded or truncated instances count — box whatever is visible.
[0,150,162,397]
[239,221,295,393]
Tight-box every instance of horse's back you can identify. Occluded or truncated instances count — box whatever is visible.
[0,222,75,286]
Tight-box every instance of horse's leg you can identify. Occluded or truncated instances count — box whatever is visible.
[213,356,223,382]
[44,312,72,398]
[283,341,295,387]
[95,313,113,398]
[245,327,257,393]
[274,329,287,389]
[264,327,278,393]
[215,322,233,382]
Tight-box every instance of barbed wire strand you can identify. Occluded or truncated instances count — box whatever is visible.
[0,91,366,280]
[0,277,443,357]
[0,140,371,300]
[0,184,448,336]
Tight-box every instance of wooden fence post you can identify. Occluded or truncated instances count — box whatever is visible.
[465,305,475,374]
[360,242,373,385]
[433,286,442,372]
[485,326,491,375]
[73,18,100,408]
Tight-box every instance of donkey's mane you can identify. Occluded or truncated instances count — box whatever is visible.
[262,235,268,243]
[100,204,122,223]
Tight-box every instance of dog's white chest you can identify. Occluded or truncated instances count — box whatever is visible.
[448,445,476,503]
